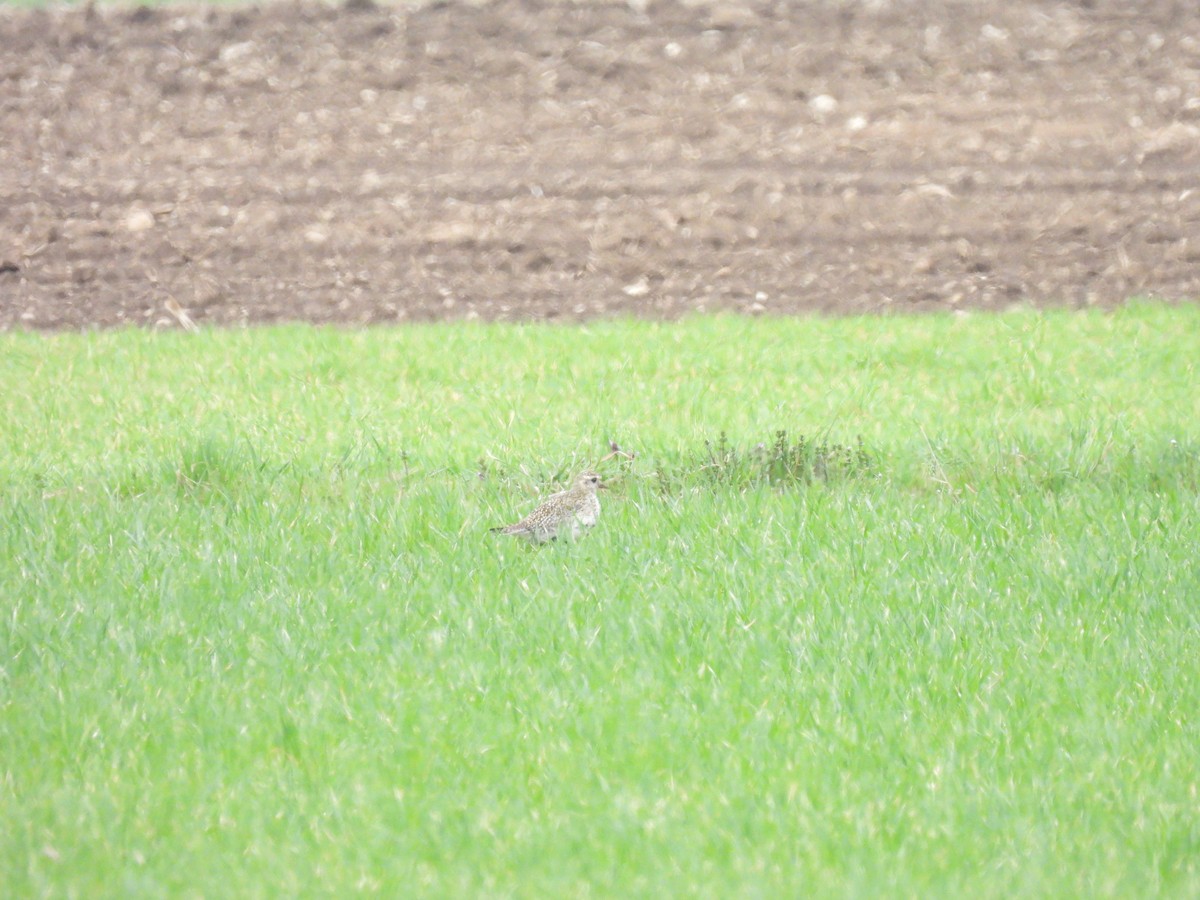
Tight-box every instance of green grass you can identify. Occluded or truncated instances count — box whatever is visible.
[2,305,1199,896]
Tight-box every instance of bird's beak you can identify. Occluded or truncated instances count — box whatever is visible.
[599,480,609,490]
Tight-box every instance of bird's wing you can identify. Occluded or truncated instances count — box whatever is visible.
[506,498,553,532]
[492,486,568,535]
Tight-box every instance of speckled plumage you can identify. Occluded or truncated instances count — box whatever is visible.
[491,471,605,543]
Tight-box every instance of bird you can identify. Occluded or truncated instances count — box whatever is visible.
[491,471,606,543]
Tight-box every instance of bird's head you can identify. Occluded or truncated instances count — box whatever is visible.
[575,471,606,492]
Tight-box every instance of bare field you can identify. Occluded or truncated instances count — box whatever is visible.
[1,0,1198,328]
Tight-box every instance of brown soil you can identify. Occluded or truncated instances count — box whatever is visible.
[1,0,1198,329]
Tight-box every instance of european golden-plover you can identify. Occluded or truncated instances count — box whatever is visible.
[491,471,606,543]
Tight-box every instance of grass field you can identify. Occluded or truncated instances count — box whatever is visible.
[2,305,1199,896]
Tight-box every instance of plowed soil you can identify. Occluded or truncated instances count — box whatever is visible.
[1,0,1198,329]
